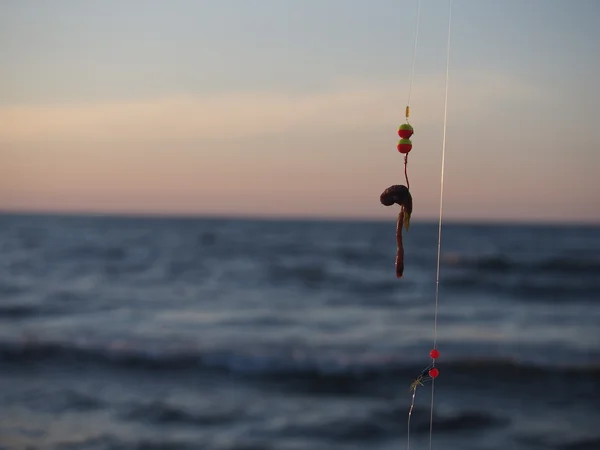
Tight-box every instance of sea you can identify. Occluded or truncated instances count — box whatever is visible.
[0,213,599,450]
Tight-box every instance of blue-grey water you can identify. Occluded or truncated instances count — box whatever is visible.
[1,213,599,450]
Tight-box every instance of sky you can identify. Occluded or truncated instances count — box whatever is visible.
[1,0,599,223]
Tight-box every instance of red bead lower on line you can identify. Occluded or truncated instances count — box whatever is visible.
[397,139,412,154]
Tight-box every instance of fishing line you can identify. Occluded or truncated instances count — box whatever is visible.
[406,0,422,112]
[380,2,452,448]
[429,2,453,449]
[404,0,422,448]
[400,1,452,450]
[403,0,421,191]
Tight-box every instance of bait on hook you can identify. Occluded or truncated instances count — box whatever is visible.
[380,184,413,278]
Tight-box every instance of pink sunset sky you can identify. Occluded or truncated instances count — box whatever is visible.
[1,0,599,223]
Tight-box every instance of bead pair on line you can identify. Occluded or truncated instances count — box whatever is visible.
[410,348,440,392]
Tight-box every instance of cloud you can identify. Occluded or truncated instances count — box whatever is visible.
[0,70,542,144]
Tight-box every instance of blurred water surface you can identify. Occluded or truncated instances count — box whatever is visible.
[1,213,599,450]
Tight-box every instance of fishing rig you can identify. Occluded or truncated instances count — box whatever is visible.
[378,1,453,449]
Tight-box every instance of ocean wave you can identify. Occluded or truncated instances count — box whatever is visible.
[382,406,509,435]
[6,388,104,414]
[443,273,600,300]
[0,281,28,296]
[264,260,416,296]
[442,253,600,276]
[0,304,40,319]
[263,402,508,442]
[121,400,242,426]
[414,410,509,433]
[55,434,201,450]
[56,435,275,450]
[556,436,600,450]
[2,339,597,382]
[440,273,600,301]
[443,254,513,272]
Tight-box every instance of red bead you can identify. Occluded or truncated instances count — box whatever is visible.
[398,124,414,139]
[430,349,440,359]
[429,368,439,378]
[397,139,412,154]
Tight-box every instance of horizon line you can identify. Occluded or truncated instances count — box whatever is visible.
[1,208,599,228]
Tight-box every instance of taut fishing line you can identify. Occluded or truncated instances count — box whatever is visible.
[378,1,453,449]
